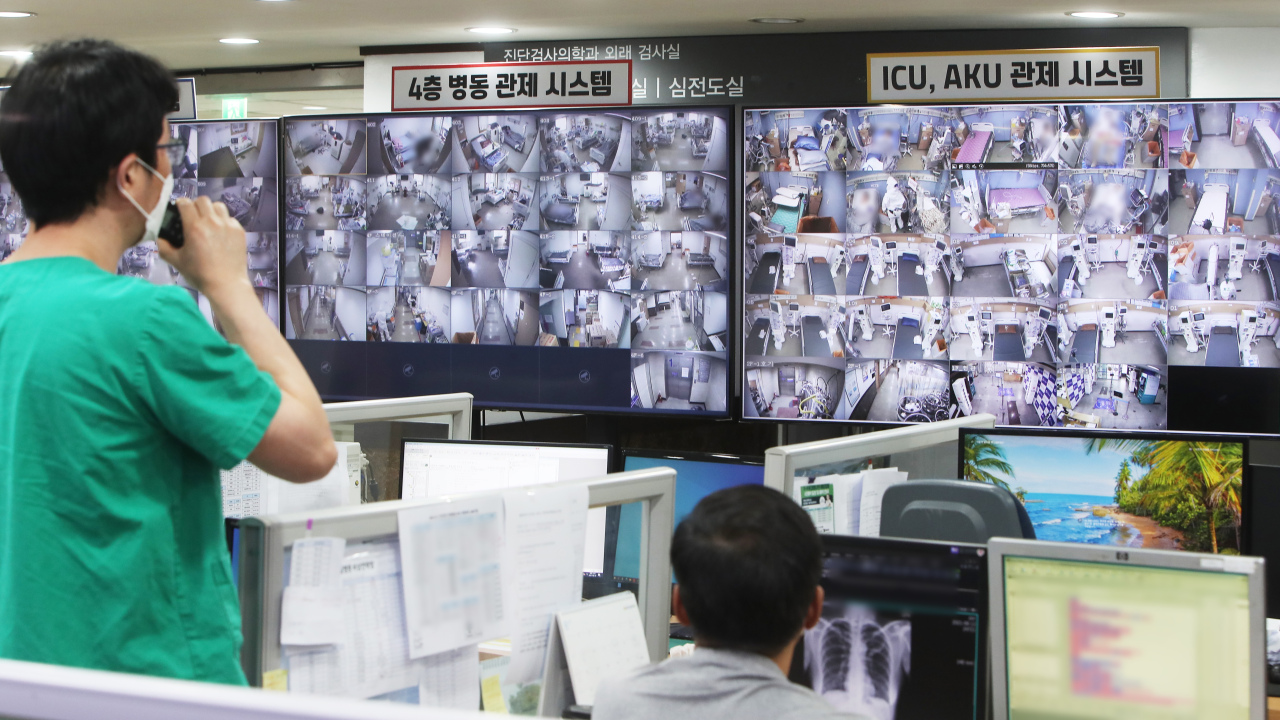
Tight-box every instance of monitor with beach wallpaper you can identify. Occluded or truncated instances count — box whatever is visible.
[959,428,1247,554]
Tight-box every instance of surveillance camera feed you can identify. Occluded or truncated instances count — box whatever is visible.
[285,107,733,414]
[962,430,1245,553]
[106,120,278,334]
[744,101,1280,429]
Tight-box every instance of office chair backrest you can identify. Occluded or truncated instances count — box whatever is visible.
[879,479,1036,544]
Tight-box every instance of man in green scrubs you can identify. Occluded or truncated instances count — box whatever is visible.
[0,40,337,684]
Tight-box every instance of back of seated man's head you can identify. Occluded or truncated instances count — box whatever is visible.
[671,484,822,656]
[0,39,177,228]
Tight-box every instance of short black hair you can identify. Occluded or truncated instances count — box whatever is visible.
[0,39,178,227]
[671,485,823,656]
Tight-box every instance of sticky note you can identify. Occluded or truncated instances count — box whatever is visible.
[481,674,507,713]
[262,668,288,692]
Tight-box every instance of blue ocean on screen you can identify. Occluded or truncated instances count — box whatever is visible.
[1022,493,1142,547]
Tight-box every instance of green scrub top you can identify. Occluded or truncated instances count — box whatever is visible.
[0,257,281,684]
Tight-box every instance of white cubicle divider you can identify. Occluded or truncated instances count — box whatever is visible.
[238,467,676,695]
[323,393,474,443]
[0,658,487,720]
[763,414,998,496]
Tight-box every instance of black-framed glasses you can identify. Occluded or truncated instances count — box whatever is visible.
[156,140,187,170]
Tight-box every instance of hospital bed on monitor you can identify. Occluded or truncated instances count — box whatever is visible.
[953,122,994,164]
[788,126,831,172]
[1252,119,1280,170]
[1066,322,1100,364]
[1190,183,1231,234]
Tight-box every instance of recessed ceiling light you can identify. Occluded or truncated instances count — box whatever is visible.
[750,17,804,24]
[303,106,327,110]
[219,38,260,45]
[466,27,515,35]
[0,50,31,59]
[1067,11,1124,18]
[0,11,34,18]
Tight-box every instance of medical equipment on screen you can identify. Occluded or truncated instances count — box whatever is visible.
[770,301,786,351]
[854,305,874,341]
[964,311,983,354]
[1229,237,1247,281]
[1126,237,1147,283]
[920,307,944,356]
[1071,237,1090,284]
[952,377,973,416]
[1207,242,1220,288]
[1057,307,1074,358]
[868,237,887,282]
[830,305,846,341]
[1084,234,1102,271]
[1101,306,1117,348]
[923,238,945,284]
[787,303,802,338]
[949,243,965,282]
[1240,309,1260,350]
[1023,306,1050,359]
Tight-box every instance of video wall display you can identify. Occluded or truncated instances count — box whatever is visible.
[284,107,734,414]
[744,101,1280,429]
[0,119,281,334]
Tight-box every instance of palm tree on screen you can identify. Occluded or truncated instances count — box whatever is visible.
[963,436,1014,491]
[1085,438,1242,553]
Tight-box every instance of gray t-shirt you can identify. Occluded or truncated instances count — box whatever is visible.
[592,647,858,720]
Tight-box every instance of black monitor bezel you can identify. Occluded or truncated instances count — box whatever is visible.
[620,448,765,467]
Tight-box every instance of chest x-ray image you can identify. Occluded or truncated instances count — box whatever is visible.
[804,604,911,720]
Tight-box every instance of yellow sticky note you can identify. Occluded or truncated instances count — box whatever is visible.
[481,674,507,713]
[262,668,288,692]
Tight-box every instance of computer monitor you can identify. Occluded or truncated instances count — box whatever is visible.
[400,438,613,575]
[605,451,765,589]
[981,311,993,320]
[958,428,1247,553]
[1038,307,1052,320]
[286,107,733,418]
[789,534,988,720]
[988,537,1265,720]
[785,236,798,247]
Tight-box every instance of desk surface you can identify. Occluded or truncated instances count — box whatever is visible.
[1270,696,1280,719]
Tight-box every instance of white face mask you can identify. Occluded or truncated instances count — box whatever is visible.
[118,157,173,246]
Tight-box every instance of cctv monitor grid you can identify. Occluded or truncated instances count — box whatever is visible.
[0,119,282,332]
[744,101,1280,429]
[282,108,734,414]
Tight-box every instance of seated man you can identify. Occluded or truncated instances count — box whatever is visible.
[593,485,858,720]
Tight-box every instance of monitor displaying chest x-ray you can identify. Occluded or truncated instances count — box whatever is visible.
[789,534,989,720]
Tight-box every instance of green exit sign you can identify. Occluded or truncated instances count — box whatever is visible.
[222,97,248,119]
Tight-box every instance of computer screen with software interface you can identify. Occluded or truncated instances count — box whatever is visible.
[790,535,988,720]
[399,439,612,574]
[1001,554,1253,719]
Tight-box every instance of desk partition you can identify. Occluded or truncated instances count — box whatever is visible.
[238,466,675,686]
[0,658,485,720]
[764,413,997,496]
